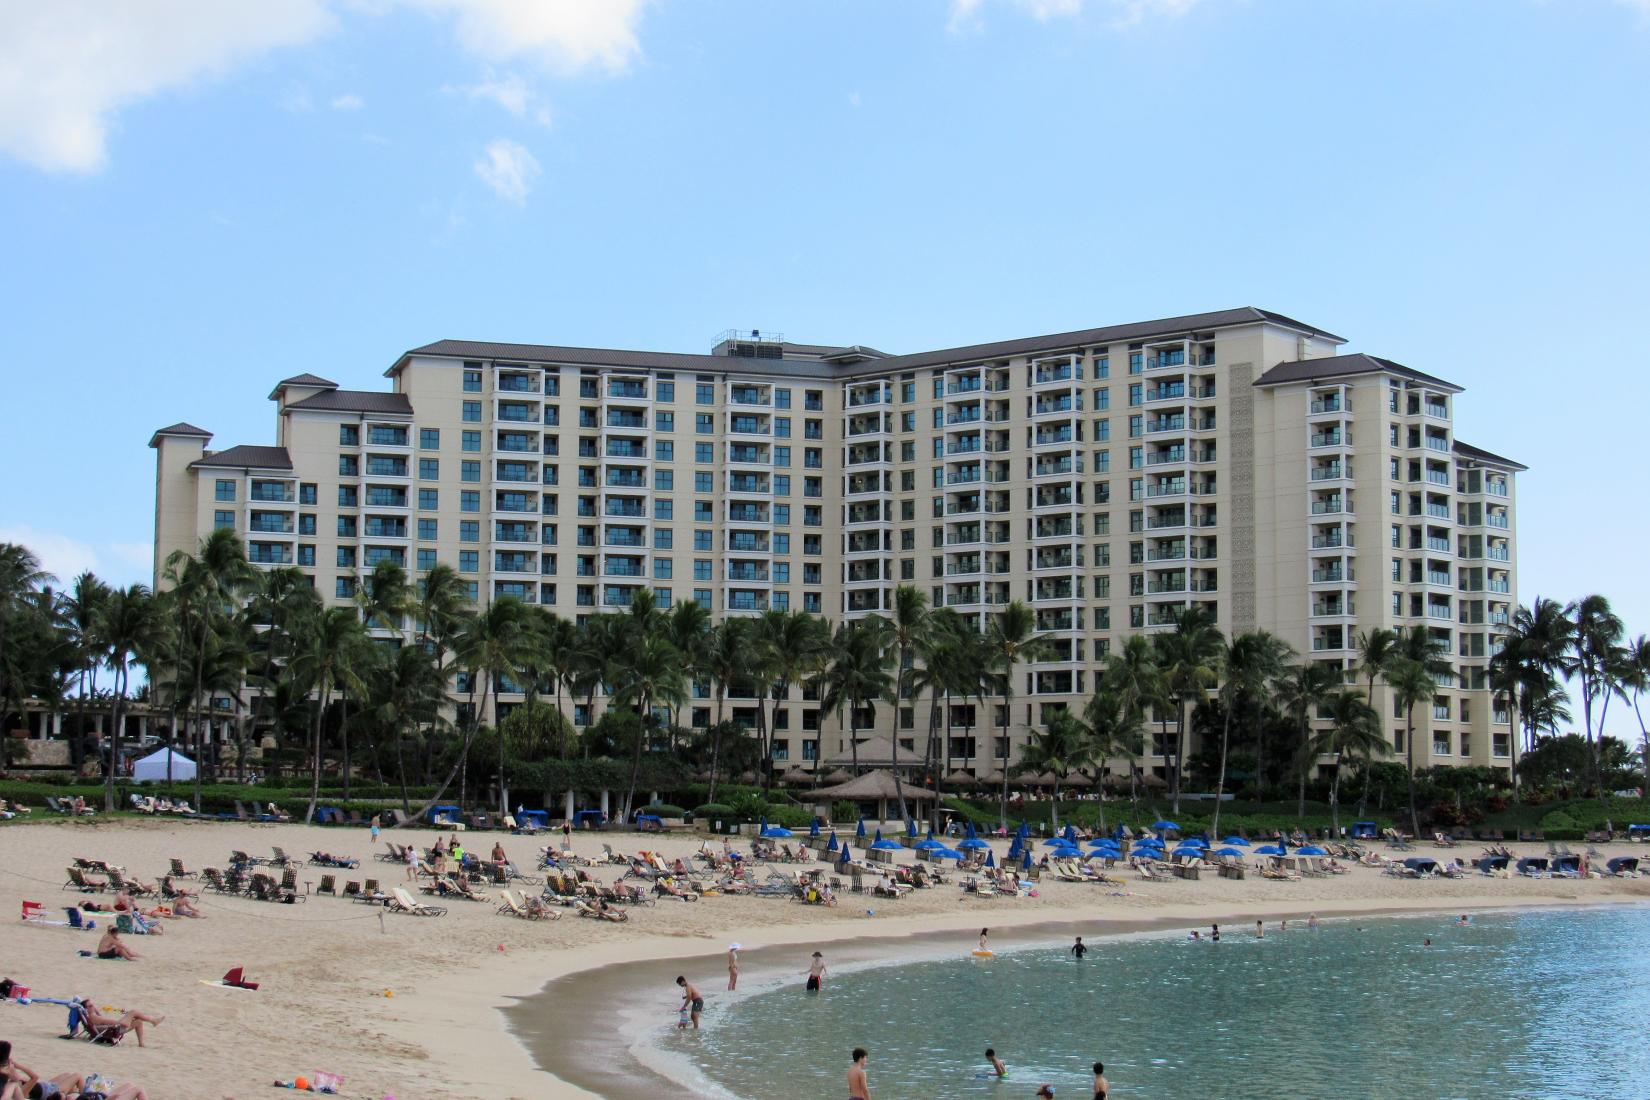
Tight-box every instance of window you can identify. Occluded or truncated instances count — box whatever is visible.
[213,509,235,529]
[338,485,358,507]
[298,514,316,536]
[463,369,482,393]
[461,490,480,512]
[774,416,791,437]
[655,499,673,520]
[460,521,480,542]
[805,390,823,411]
[691,443,712,464]
[694,530,713,551]
[296,545,315,567]
[774,445,790,467]
[462,430,481,452]
[805,419,822,440]
[694,588,712,608]
[696,383,715,404]
[655,411,674,432]
[653,529,673,549]
[694,501,713,521]
[655,441,673,461]
[337,455,358,478]
[337,546,356,567]
[695,472,713,492]
[461,460,481,482]
[417,518,437,540]
[653,558,673,579]
[805,448,822,468]
[774,533,790,554]
[420,428,440,449]
[774,504,790,524]
[459,551,479,572]
[418,488,438,510]
[335,577,356,598]
[656,381,674,401]
[901,381,916,403]
[774,474,791,495]
[339,424,359,446]
[694,559,713,581]
[462,401,481,422]
[417,548,437,570]
[774,562,790,583]
[337,516,357,538]
[299,483,316,505]
[655,470,674,491]
[419,458,439,480]
[696,413,714,434]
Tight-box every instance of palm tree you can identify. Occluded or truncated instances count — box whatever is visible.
[1272,662,1340,818]
[368,643,449,812]
[455,598,530,816]
[1014,708,1093,830]
[99,584,159,811]
[1564,594,1621,800]
[821,619,894,781]
[662,599,712,745]
[1622,635,1650,799]
[60,571,110,776]
[1355,628,1401,709]
[983,600,1056,830]
[245,567,318,779]
[540,613,580,759]
[701,618,751,801]
[163,528,255,799]
[872,585,932,823]
[911,608,966,822]
[1084,686,1144,825]
[611,631,686,822]
[1151,605,1223,815]
[1387,657,1438,838]
[0,544,55,733]
[289,606,371,822]
[753,610,830,788]
[1210,631,1292,839]
[1311,690,1386,834]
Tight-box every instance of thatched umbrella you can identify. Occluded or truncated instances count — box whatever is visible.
[808,769,935,823]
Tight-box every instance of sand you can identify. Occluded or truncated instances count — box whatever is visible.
[1,816,1645,1099]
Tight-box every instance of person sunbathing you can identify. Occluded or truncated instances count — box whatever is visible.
[170,894,202,919]
[76,997,166,1047]
[95,927,138,960]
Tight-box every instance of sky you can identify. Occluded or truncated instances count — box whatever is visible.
[1,0,1648,647]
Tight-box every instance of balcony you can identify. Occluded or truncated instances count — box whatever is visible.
[497,404,538,423]
[1311,567,1345,584]
[728,536,770,554]
[605,442,648,459]
[499,375,540,394]
[1310,533,1345,550]
[604,502,646,518]
[1032,365,1075,387]
[845,389,883,407]
[728,476,770,494]
[606,412,648,430]
[728,506,770,524]
[1146,447,1186,466]
[368,427,409,446]
[729,416,771,436]
[604,472,647,489]
[363,520,407,539]
[1033,458,1081,478]
[1032,428,1075,447]
[1309,397,1343,415]
[728,595,771,612]
[1310,499,1345,515]
[728,446,769,465]
[603,531,647,548]
[1310,463,1345,481]
[1309,429,1344,448]
[731,386,772,406]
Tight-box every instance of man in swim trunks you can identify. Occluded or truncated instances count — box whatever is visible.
[807,951,827,992]
[675,976,704,1029]
[848,1047,871,1100]
[1071,936,1087,960]
[1092,1061,1109,1099]
[984,1048,1006,1077]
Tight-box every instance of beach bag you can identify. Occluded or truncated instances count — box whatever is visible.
[313,1071,343,1093]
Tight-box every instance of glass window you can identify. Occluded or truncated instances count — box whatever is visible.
[335,577,355,598]
[655,411,674,432]
[337,515,357,538]
[694,588,712,608]
[461,460,480,482]
[804,448,822,468]
[695,443,714,463]
[654,559,673,579]
[213,510,235,529]
[654,470,674,491]
[296,545,315,567]
[338,485,358,507]
[420,428,440,449]
[462,430,481,452]
[694,560,712,580]
[696,383,715,404]
[654,499,673,520]
[653,529,673,549]
[417,548,437,571]
[418,488,438,510]
[774,475,790,495]
[774,417,790,437]
[694,501,713,521]
[775,388,791,408]
[336,546,356,567]
[805,419,822,440]
[463,369,482,392]
[419,458,439,480]
[695,413,714,434]
[461,490,480,512]
[695,472,713,493]
[460,521,479,542]
[774,503,790,524]
[298,514,316,536]
[339,424,359,446]
[462,401,481,422]
[459,551,479,572]
[299,482,317,505]
[774,446,790,467]
[656,381,674,401]
[773,533,789,554]
[694,530,712,551]
[655,441,674,461]
[805,390,823,411]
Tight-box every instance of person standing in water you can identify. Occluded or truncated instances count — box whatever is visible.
[984,1048,1007,1077]
[727,944,740,991]
[1092,1061,1109,1099]
[675,976,704,1030]
[1071,936,1087,960]
[1255,920,1265,939]
[806,951,827,992]
[978,928,991,952]
[848,1047,872,1100]
[1210,923,1221,942]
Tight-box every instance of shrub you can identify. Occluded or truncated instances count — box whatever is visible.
[727,792,769,823]
[831,800,858,824]
[1541,810,1577,831]
[693,802,734,821]
[642,803,687,818]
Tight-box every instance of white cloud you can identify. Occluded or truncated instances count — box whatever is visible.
[442,67,553,126]
[0,525,151,588]
[949,0,1199,31]
[330,92,364,110]
[0,0,333,173]
[473,137,540,204]
[401,0,645,73]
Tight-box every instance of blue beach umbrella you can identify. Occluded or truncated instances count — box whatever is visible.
[1221,837,1249,847]
[1297,845,1328,856]
[1214,847,1244,857]
[1152,820,1179,831]
[871,831,902,852]
[1043,835,1077,847]
[966,820,980,839]
[827,832,840,853]
[1062,824,1078,842]
[1181,837,1209,848]
[857,818,867,839]
[959,837,992,851]
[1016,821,1030,840]
[1021,849,1034,871]
[907,819,919,838]
[915,833,945,851]
[761,824,794,838]
[933,847,964,861]
[1133,837,1165,849]
[1255,845,1285,855]
[810,819,821,837]
[1172,845,1204,858]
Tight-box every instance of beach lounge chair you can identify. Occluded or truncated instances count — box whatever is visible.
[316,874,337,896]
[64,867,107,893]
[573,899,629,922]
[169,858,197,879]
[389,887,446,917]
[65,1002,126,1045]
[279,867,306,898]
[108,869,155,896]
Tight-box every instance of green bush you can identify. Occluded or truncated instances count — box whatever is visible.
[727,791,768,822]
[831,800,858,824]
[1540,810,1577,831]
[693,802,734,821]
[642,803,687,817]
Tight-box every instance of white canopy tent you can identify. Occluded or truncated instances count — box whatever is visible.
[131,747,197,784]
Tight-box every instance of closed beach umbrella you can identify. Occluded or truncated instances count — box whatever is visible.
[1062,824,1078,842]
[907,819,919,838]
[857,818,867,840]
[810,819,821,837]
[827,832,840,853]
[1297,845,1328,856]
[1021,849,1034,871]
[1016,821,1030,840]
[985,850,996,868]
[1255,844,1284,855]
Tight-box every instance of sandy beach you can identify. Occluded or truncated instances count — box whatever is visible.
[2,817,1646,1100]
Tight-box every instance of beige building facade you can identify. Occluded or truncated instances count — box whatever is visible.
[150,307,1524,780]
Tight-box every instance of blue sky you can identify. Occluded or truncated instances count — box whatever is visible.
[2,0,1647,647]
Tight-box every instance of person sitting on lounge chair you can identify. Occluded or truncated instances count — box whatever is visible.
[592,898,628,922]
[95,927,138,960]
[76,997,166,1047]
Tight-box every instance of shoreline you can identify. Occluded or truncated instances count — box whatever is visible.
[502,892,1649,1100]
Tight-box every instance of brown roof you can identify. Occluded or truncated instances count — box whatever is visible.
[148,422,212,447]
[394,308,1343,382]
[807,769,936,802]
[284,389,414,416]
[188,445,292,471]
[1452,440,1527,472]
[268,373,339,400]
[1253,352,1460,393]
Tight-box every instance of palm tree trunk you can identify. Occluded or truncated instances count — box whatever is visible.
[708,689,726,803]
[1329,749,1345,835]
[1404,707,1420,838]
[74,660,91,777]
[997,689,1013,831]
[395,713,411,815]
[339,692,351,801]
[305,687,328,824]
[926,689,944,832]
[104,663,127,812]
[849,705,860,777]
[622,691,648,824]
[1211,704,1233,840]
[1051,775,1062,830]
[1171,698,1187,815]
[496,675,509,817]
[1296,717,1310,819]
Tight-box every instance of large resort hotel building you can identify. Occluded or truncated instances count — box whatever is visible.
[151,308,1524,779]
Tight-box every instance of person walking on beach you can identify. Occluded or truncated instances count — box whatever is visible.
[806,951,827,992]
[370,814,380,844]
[1071,936,1087,960]
[1092,1061,1109,1099]
[727,944,740,991]
[675,976,704,1030]
[848,1047,871,1100]
[405,843,419,881]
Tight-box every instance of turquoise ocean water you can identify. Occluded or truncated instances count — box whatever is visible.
[648,907,1650,1099]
